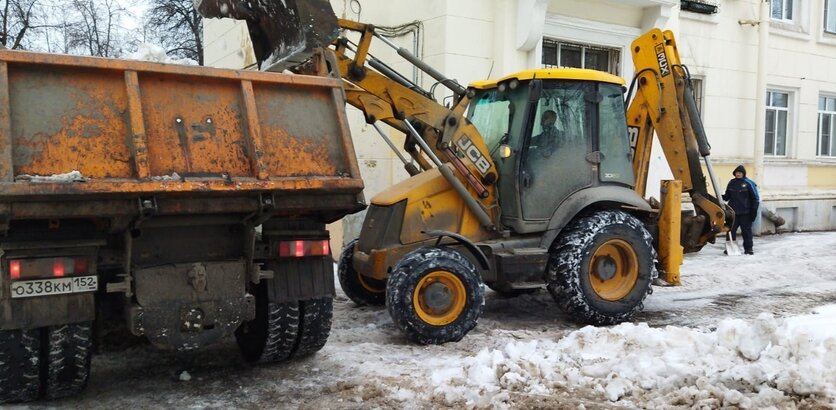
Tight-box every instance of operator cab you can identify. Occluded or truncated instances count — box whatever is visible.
[467,68,635,233]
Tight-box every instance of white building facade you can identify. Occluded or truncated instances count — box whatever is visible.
[205,0,836,244]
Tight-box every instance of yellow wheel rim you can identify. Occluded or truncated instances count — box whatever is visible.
[588,239,639,301]
[357,272,385,294]
[412,270,467,326]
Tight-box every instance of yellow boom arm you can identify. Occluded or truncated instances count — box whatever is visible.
[626,29,729,281]
[329,19,500,231]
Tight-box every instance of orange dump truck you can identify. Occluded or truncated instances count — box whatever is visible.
[0,49,364,402]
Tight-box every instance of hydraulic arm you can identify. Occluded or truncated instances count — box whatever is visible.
[626,29,729,280]
[330,19,500,231]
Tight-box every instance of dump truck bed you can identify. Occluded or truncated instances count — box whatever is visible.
[0,49,363,221]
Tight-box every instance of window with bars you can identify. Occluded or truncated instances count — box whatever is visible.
[690,78,704,115]
[765,90,790,156]
[541,39,621,75]
[818,96,836,157]
[771,0,795,22]
[826,0,836,33]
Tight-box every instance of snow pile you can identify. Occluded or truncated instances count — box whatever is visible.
[431,310,836,408]
[128,43,196,65]
[15,170,87,182]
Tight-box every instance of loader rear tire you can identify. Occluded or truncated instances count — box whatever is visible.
[0,328,41,403]
[338,240,386,306]
[44,322,93,400]
[236,283,299,364]
[546,210,656,325]
[387,247,484,345]
[291,297,333,357]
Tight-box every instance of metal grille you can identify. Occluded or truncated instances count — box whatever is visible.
[541,39,621,75]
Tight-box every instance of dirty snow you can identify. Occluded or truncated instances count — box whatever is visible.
[150,172,182,181]
[127,43,196,65]
[43,232,836,409]
[430,310,836,408]
[14,170,87,182]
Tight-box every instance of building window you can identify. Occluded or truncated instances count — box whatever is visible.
[680,0,719,15]
[818,96,836,157]
[771,0,794,21]
[689,78,704,115]
[826,0,836,33]
[542,39,621,75]
[765,90,790,156]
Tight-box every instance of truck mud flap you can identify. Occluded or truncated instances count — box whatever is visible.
[130,261,254,351]
[266,256,335,304]
[0,294,94,330]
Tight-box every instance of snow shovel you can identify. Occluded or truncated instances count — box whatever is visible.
[725,231,742,256]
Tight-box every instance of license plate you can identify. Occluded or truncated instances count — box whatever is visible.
[10,276,98,299]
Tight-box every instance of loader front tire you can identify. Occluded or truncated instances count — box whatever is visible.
[387,247,484,345]
[338,240,386,306]
[546,210,657,325]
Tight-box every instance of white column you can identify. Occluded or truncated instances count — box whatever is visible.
[753,0,769,184]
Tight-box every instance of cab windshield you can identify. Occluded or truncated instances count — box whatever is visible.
[466,87,528,156]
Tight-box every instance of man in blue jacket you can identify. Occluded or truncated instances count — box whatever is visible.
[723,165,760,255]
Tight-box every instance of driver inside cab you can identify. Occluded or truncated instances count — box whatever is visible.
[530,109,562,156]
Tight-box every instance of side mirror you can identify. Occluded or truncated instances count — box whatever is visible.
[499,144,512,159]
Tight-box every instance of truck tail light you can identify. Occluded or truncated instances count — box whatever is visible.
[9,260,21,280]
[7,257,90,280]
[53,259,65,277]
[278,240,330,258]
[73,258,89,274]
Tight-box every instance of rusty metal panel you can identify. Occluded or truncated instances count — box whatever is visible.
[8,64,133,178]
[254,82,348,177]
[0,63,11,182]
[0,49,364,221]
[139,72,251,177]
[125,71,151,179]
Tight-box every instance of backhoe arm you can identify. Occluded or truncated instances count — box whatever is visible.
[626,29,729,278]
[331,19,499,230]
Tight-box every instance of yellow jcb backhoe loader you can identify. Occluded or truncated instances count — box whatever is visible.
[199,1,731,345]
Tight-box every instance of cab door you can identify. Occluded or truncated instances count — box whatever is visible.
[519,82,595,222]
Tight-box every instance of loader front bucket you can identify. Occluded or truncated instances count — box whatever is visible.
[194,0,339,71]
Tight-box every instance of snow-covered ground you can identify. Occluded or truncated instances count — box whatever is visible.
[39,232,836,409]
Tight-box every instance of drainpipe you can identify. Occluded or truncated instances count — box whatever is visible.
[752,0,769,184]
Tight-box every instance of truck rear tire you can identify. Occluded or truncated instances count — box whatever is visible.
[235,283,300,364]
[546,210,657,325]
[0,328,41,403]
[291,297,333,357]
[338,240,386,306]
[44,322,93,400]
[387,247,484,345]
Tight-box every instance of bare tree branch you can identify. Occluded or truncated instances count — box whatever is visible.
[145,0,203,65]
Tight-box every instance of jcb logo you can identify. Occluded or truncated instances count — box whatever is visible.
[655,43,670,77]
[627,126,640,158]
[456,136,492,175]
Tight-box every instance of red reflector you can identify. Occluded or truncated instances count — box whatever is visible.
[53,259,65,277]
[9,260,21,280]
[278,240,330,258]
[74,258,89,274]
[309,240,330,256]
